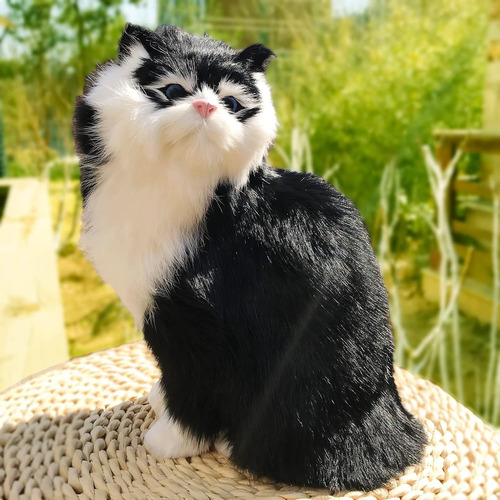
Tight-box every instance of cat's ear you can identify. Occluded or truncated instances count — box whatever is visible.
[236,44,276,73]
[118,23,163,62]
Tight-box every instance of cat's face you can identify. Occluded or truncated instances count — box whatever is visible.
[83,24,278,186]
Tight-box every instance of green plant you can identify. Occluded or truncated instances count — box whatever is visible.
[269,0,486,231]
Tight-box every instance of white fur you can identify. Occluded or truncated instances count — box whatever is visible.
[79,42,278,329]
[144,411,211,459]
[214,438,233,457]
[148,381,165,416]
[147,380,233,458]
[146,381,209,459]
[218,78,253,106]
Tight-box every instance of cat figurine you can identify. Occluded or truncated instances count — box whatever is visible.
[73,23,426,492]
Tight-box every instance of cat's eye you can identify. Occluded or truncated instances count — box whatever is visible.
[163,84,188,100]
[222,96,243,113]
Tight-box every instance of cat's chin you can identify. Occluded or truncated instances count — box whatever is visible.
[160,123,236,153]
[161,131,240,167]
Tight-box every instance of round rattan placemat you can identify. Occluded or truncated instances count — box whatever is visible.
[0,341,499,500]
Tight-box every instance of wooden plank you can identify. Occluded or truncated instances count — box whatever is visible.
[0,178,68,391]
[433,129,476,140]
[466,210,493,233]
[453,180,493,198]
[434,129,500,142]
[433,129,500,153]
[422,268,498,324]
[454,243,492,285]
[461,199,493,234]
[452,219,492,242]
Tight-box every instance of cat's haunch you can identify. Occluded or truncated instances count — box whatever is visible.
[73,23,426,492]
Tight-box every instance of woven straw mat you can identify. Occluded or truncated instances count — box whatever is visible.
[0,341,499,500]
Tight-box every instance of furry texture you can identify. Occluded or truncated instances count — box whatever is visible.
[74,24,277,326]
[73,23,426,492]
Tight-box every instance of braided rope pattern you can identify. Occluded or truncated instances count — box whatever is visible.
[0,341,499,500]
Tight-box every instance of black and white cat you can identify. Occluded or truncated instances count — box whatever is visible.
[73,24,426,492]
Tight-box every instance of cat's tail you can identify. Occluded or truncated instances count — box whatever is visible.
[230,382,427,493]
[318,386,428,492]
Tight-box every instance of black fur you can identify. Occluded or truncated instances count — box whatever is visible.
[141,87,174,110]
[236,44,276,72]
[72,60,114,204]
[119,23,165,61]
[144,166,426,492]
[236,106,261,122]
[72,96,104,204]
[128,24,262,113]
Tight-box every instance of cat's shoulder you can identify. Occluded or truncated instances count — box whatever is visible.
[205,165,368,247]
[241,165,361,222]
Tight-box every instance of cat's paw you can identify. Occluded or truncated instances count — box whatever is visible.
[214,437,233,458]
[148,381,166,416]
[144,413,210,459]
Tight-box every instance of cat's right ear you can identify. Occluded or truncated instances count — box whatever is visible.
[236,44,276,73]
[118,24,162,62]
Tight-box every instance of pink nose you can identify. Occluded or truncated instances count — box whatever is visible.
[192,99,217,118]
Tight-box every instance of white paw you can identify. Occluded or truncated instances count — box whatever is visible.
[144,412,210,459]
[214,438,233,457]
[148,381,166,416]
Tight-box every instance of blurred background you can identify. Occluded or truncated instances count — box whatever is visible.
[0,0,499,427]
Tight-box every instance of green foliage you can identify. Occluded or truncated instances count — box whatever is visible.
[0,0,140,175]
[269,0,487,230]
[48,159,80,181]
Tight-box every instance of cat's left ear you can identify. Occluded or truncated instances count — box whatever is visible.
[236,44,276,73]
[118,23,163,62]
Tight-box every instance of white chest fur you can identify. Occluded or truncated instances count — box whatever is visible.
[79,159,218,329]
[78,49,277,328]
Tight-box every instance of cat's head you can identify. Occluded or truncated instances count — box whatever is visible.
[77,24,277,186]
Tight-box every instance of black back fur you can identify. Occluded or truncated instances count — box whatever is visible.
[144,166,426,491]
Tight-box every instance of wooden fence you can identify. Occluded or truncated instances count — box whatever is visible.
[0,178,68,391]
